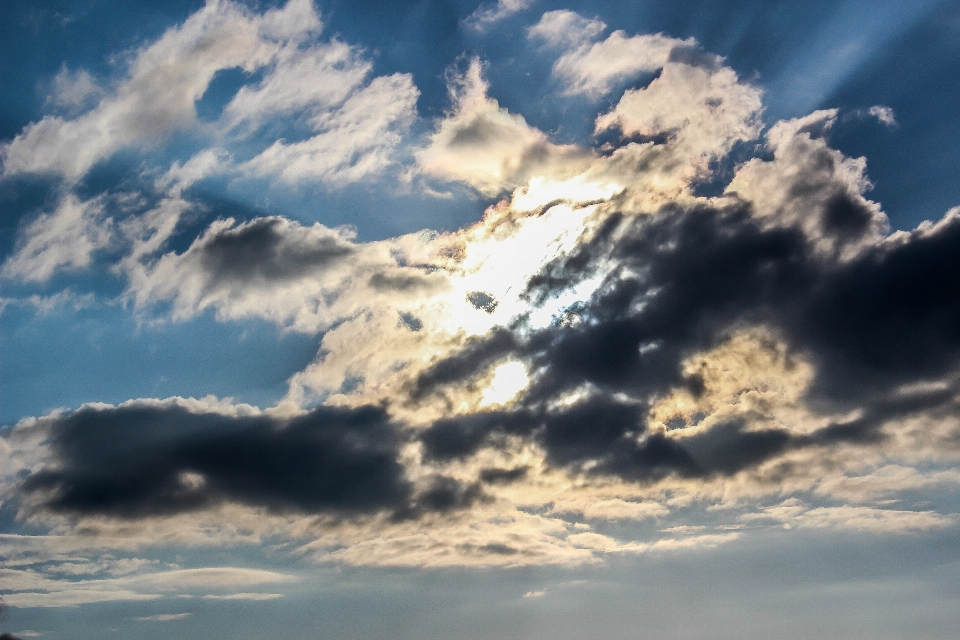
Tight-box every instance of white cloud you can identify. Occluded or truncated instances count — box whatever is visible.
[1,194,111,283]
[582,499,669,520]
[868,105,897,126]
[815,465,960,503]
[595,60,763,163]
[567,530,740,554]
[748,500,957,534]
[201,592,283,600]
[465,0,534,31]
[2,589,161,608]
[0,564,296,609]
[418,58,591,195]
[134,613,192,622]
[45,66,104,112]
[1,0,397,187]
[529,10,693,98]
[222,39,370,133]
[1,0,280,179]
[127,216,438,332]
[727,109,888,257]
[527,9,605,48]
[129,567,295,590]
[240,73,419,184]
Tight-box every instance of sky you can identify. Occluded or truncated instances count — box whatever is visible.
[2,0,960,638]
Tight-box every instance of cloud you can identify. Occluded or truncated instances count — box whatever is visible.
[1,0,412,188]
[748,500,957,533]
[200,592,283,600]
[529,10,694,98]
[134,613,192,622]
[728,110,887,258]
[567,530,740,554]
[14,398,415,519]
[581,499,669,520]
[240,73,418,184]
[1,194,111,283]
[1,589,161,609]
[45,66,104,112]
[414,186,960,485]
[595,54,763,164]
[1,0,280,179]
[813,465,960,502]
[464,0,534,31]
[0,0,425,289]
[127,215,444,333]
[868,105,897,126]
[527,10,605,48]
[418,58,592,196]
[4,6,960,581]
[221,36,367,134]
[1,565,297,609]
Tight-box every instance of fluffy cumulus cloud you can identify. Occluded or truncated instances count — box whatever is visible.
[418,57,592,196]
[2,2,960,612]
[529,10,695,98]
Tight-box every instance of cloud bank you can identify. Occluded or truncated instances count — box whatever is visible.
[2,0,959,610]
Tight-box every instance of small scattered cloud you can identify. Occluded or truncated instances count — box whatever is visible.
[868,105,897,126]
[1,194,111,283]
[45,66,103,112]
[529,10,693,97]
[200,593,284,600]
[464,0,534,31]
[133,613,192,622]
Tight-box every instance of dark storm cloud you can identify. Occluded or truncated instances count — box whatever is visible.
[790,216,960,399]
[197,217,354,285]
[16,401,465,520]
[418,202,960,482]
[391,476,488,521]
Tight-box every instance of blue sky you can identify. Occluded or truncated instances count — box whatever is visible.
[2,1,960,638]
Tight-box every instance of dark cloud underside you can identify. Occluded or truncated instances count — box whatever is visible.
[21,403,411,518]
[417,202,960,480]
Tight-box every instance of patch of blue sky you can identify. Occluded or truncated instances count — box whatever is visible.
[824,1,960,229]
[0,300,320,424]
[758,0,945,121]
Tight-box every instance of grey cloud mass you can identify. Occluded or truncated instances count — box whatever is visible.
[16,401,477,520]
[19,402,408,517]
[415,195,960,481]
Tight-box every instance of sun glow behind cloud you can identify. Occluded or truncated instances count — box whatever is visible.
[480,361,530,406]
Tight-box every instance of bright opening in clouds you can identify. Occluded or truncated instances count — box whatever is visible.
[2,1,960,639]
[480,360,529,407]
